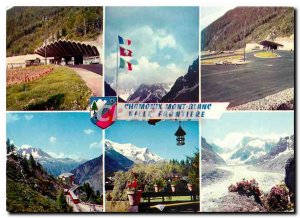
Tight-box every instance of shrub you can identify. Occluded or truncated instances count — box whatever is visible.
[154,178,167,188]
[171,179,180,186]
[267,184,290,211]
[228,179,262,204]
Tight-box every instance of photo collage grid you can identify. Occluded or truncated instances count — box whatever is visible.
[6,6,295,213]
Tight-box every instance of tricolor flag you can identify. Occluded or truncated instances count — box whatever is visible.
[120,46,133,57]
[119,58,132,71]
[118,35,131,46]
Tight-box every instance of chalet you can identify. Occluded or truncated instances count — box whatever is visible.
[58,172,75,186]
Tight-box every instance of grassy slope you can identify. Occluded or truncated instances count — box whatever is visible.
[7,179,63,212]
[202,7,294,51]
[7,66,91,110]
[7,7,103,56]
[6,152,71,213]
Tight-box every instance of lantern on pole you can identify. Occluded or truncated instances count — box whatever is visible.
[174,121,186,146]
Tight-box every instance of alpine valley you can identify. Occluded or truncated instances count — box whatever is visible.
[17,145,86,176]
[16,144,102,192]
[201,135,294,212]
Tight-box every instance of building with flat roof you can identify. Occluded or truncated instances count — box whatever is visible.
[6,54,53,69]
[34,39,100,65]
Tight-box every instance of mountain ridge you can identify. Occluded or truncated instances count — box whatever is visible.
[17,145,85,176]
[105,139,164,164]
[71,156,102,192]
[127,83,170,103]
[201,7,294,51]
[160,57,199,102]
[7,6,103,56]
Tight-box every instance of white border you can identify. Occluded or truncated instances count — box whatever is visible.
[1,1,299,218]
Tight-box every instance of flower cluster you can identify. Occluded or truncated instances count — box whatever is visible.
[126,172,139,191]
[228,179,261,203]
[126,179,138,189]
[267,184,290,211]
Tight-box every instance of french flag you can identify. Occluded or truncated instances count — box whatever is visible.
[118,35,131,46]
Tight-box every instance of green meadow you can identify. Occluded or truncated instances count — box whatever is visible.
[7,66,91,110]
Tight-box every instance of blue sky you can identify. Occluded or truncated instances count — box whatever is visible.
[106,120,199,161]
[200,7,235,31]
[202,112,294,149]
[105,7,199,95]
[6,112,102,160]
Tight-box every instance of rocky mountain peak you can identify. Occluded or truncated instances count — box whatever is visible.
[160,57,199,103]
[127,83,169,103]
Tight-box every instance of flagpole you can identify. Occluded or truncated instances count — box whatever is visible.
[116,36,119,99]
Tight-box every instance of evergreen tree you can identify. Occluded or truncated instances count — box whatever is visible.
[57,191,68,211]
[188,152,199,191]
[96,190,100,197]
[82,183,94,201]
[91,101,98,116]
[29,153,36,168]
[6,138,11,154]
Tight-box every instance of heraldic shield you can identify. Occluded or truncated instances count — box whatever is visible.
[90,97,117,129]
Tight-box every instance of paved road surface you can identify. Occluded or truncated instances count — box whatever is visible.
[70,65,103,96]
[70,64,103,76]
[66,195,80,212]
[66,185,103,212]
[78,202,103,212]
[201,51,294,107]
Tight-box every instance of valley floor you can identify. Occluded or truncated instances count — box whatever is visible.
[201,165,284,212]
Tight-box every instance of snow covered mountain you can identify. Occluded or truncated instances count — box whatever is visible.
[127,83,170,103]
[227,136,276,164]
[160,57,199,103]
[211,135,294,171]
[251,135,294,172]
[105,140,164,163]
[17,145,85,176]
[118,88,135,102]
[18,145,52,160]
[105,146,134,175]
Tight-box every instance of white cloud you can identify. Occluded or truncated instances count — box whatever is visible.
[47,151,81,161]
[213,132,246,149]
[84,129,94,135]
[47,151,65,159]
[157,34,176,49]
[164,55,171,59]
[49,136,57,144]
[107,55,184,92]
[24,114,34,121]
[89,141,102,149]
[106,26,190,92]
[7,113,19,123]
[262,133,290,141]
[212,132,290,150]
[21,144,32,149]
[122,26,177,56]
